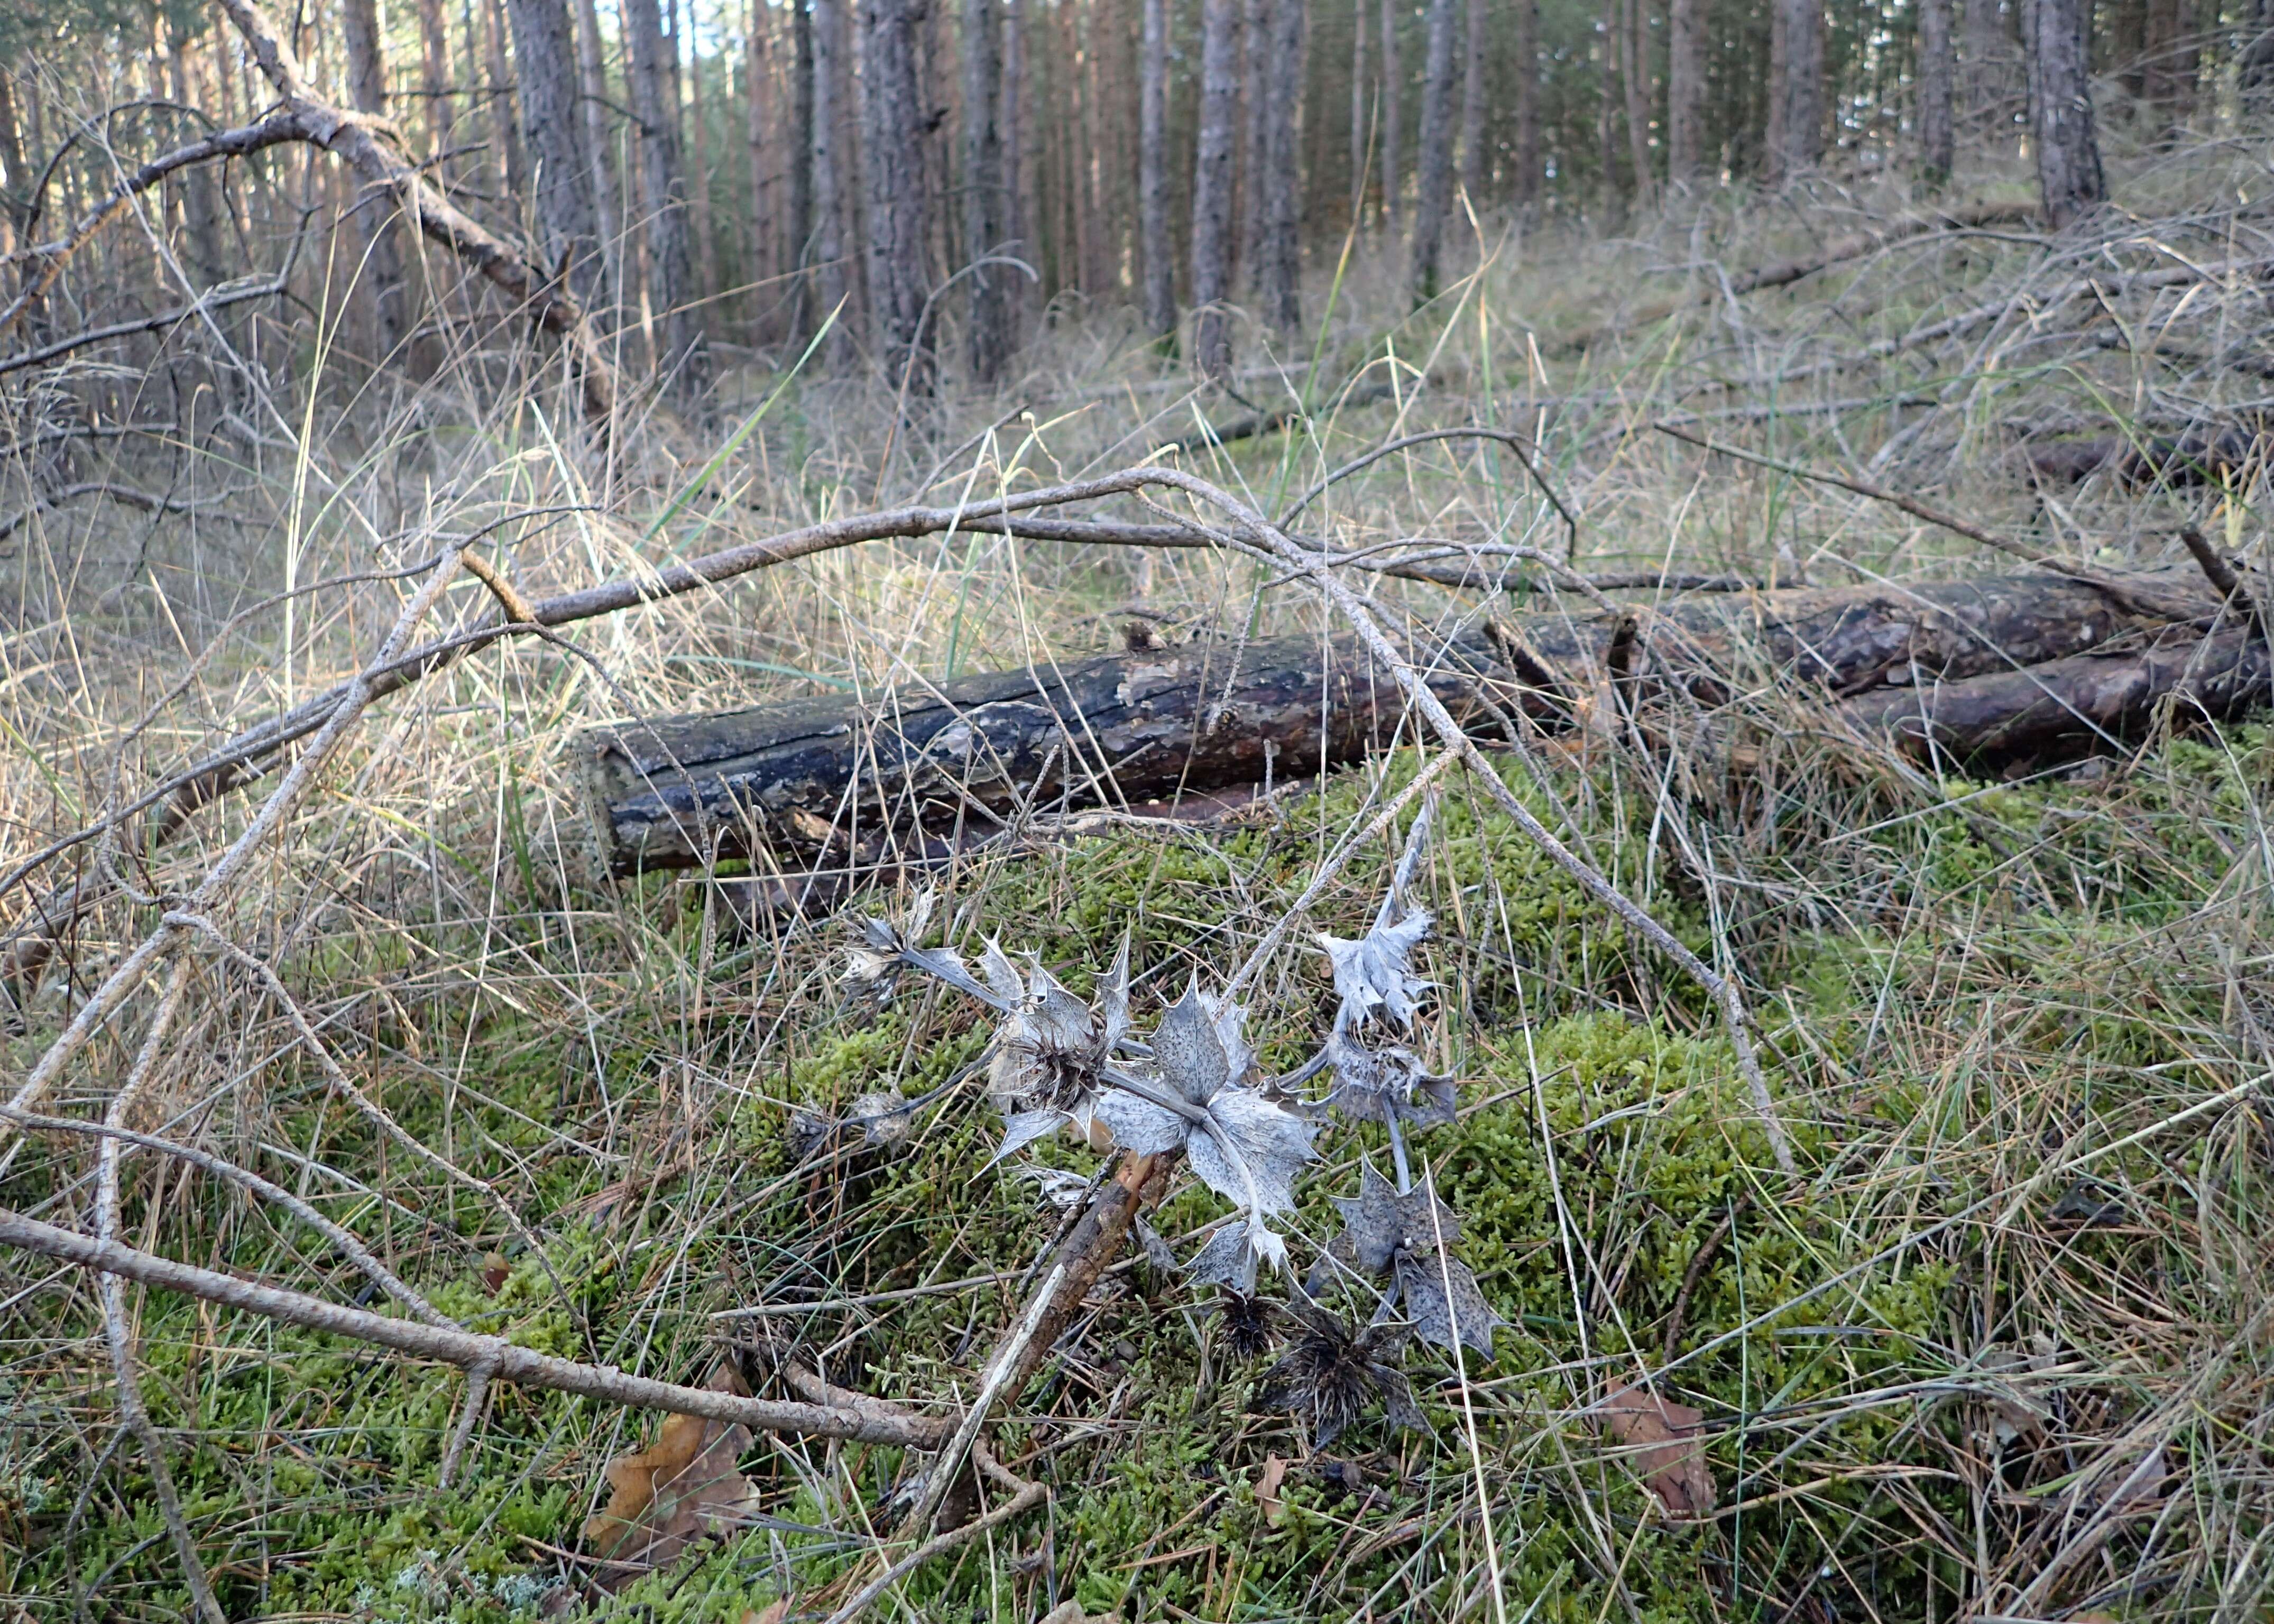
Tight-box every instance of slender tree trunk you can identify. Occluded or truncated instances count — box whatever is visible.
[1378,0,1402,235]
[1597,0,1620,219]
[1620,0,1651,207]
[506,0,602,297]
[1260,0,1305,333]
[2243,0,2274,110]
[1514,0,1538,206]
[574,0,622,301]
[1349,0,1368,223]
[1407,0,1456,300]
[2112,0,2148,95]
[1457,0,1485,201]
[861,0,934,393]
[1667,0,1704,182]
[484,0,530,200]
[626,0,708,381]
[1191,0,1240,377]
[811,0,854,358]
[1141,0,1176,338]
[965,0,1014,378]
[1002,0,1028,331]
[1918,0,1955,186]
[1237,0,1267,284]
[418,0,458,165]
[0,71,25,252]
[340,0,409,356]
[1767,0,1823,182]
[2020,0,2103,226]
[690,36,720,309]
[167,42,227,280]
[788,0,816,337]
[745,0,770,308]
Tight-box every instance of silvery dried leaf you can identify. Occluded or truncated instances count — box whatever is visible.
[848,1091,915,1151]
[1134,1214,1180,1276]
[1323,1029,1459,1131]
[1317,906,1433,1032]
[1012,1164,1095,1210]
[1185,1215,1290,1295]
[986,938,1133,1132]
[1092,985,1315,1217]
[1325,1162,1501,1358]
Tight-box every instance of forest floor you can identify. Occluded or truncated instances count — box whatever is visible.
[2,128,2272,1624]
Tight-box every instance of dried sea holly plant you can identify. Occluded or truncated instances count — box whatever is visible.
[844,798,1497,1446]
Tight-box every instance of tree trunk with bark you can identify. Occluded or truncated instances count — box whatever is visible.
[1963,0,2012,132]
[505,0,602,298]
[574,0,622,301]
[339,0,409,356]
[1259,0,1305,333]
[1141,0,1176,338]
[810,0,853,362]
[745,0,771,311]
[2021,0,2103,227]
[1458,0,1485,201]
[1918,0,1955,186]
[625,0,708,382]
[418,0,458,164]
[1619,0,1651,207]
[964,0,1013,380]
[1349,0,1368,221]
[1767,0,1823,183]
[1190,0,1240,379]
[579,566,2251,874]
[788,0,816,338]
[861,0,935,395]
[1666,0,1704,183]
[2142,0,2199,123]
[1001,0,1027,330]
[483,0,530,200]
[1377,0,1403,236]
[1407,0,1456,301]
[1239,0,1268,284]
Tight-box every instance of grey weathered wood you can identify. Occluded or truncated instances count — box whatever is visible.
[1190,0,1240,378]
[861,0,933,394]
[579,566,2236,874]
[2022,0,2104,226]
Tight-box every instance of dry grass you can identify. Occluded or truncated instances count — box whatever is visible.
[0,125,2270,1622]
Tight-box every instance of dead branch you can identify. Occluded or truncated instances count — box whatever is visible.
[0,265,294,380]
[0,1205,951,1447]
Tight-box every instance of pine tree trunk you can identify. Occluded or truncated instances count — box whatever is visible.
[1349,0,1368,222]
[1141,0,1177,337]
[2142,0,2198,123]
[1597,0,1621,220]
[2020,0,2104,226]
[1457,0,1485,201]
[340,0,409,356]
[965,0,1014,379]
[2244,0,2274,110]
[1514,0,1538,206]
[1918,0,1955,186]
[626,0,708,381]
[1767,0,1822,182]
[484,0,530,200]
[1191,0,1241,377]
[811,0,857,358]
[1620,0,1651,206]
[691,47,720,309]
[418,0,458,163]
[505,0,602,298]
[788,0,817,338]
[1667,0,1704,182]
[745,0,771,309]
[1260,0,1306,333]
[1407,0,1455,300]
[1239,0,1268,284]
[1377,0,1402,236]
[861,0,935,394]
[574,0,622,301]
[1002,0,1027,324]
[167,41,227,281]
[0,69,25,251]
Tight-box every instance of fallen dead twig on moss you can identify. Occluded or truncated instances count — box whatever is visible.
[0,1206,950,1447]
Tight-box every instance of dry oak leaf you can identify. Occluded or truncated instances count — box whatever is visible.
[583,1362,762,1586]
[1598,1380,1717,1518]
[1257,1453,1291,1528]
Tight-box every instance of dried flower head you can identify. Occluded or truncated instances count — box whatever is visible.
[984,937,1131,1161]
[1216,1290,1277,1362]
[1257,1304,1426,1449]
[1322,1030,1458,1132]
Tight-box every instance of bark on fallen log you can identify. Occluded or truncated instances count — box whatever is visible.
[578,565,2252,875]
[2023,428,2270,490]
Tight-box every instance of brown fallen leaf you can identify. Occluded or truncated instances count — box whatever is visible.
[480,1251,511,1295]
[1597,1380,1717,1518]
[1256,1453,1290,1527]
[582,1362,762,1588]
[740,1600,792,1624]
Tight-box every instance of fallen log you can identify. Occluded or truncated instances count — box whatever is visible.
[2023,428,2271,490]
[578,565,2244,874]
